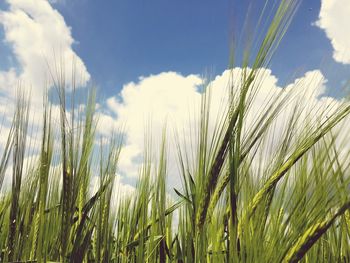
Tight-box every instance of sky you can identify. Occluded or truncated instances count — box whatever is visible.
[1,0,350,96]
[42,0,350,96]
[0,0,350,191]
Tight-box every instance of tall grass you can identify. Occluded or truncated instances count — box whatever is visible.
[0,0,350,262]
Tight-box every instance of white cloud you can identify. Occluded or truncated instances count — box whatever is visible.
[0,0,90,101]
[316,0,350,64]
[102,72,203,180]
[100,68,342,190]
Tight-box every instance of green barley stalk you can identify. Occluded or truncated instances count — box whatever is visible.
[239,103,350,235]
[283,201,350,263]
[7,91,30,262]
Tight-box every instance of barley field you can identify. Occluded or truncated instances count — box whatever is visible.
[0,0,349,262]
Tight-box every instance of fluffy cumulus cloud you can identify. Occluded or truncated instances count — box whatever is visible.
[316,0,350,64]
[104,72,203,179]
[0,0,90,100]
[101,68,342,190]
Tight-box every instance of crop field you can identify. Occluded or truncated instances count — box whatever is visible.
[0,0,349,262]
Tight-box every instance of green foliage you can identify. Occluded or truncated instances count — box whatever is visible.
[0,0,350,262]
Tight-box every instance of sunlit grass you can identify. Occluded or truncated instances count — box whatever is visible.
[0,0,349,262]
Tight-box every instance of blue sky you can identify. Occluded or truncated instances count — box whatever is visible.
[1,0,349,97]
[49,0,349,97]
